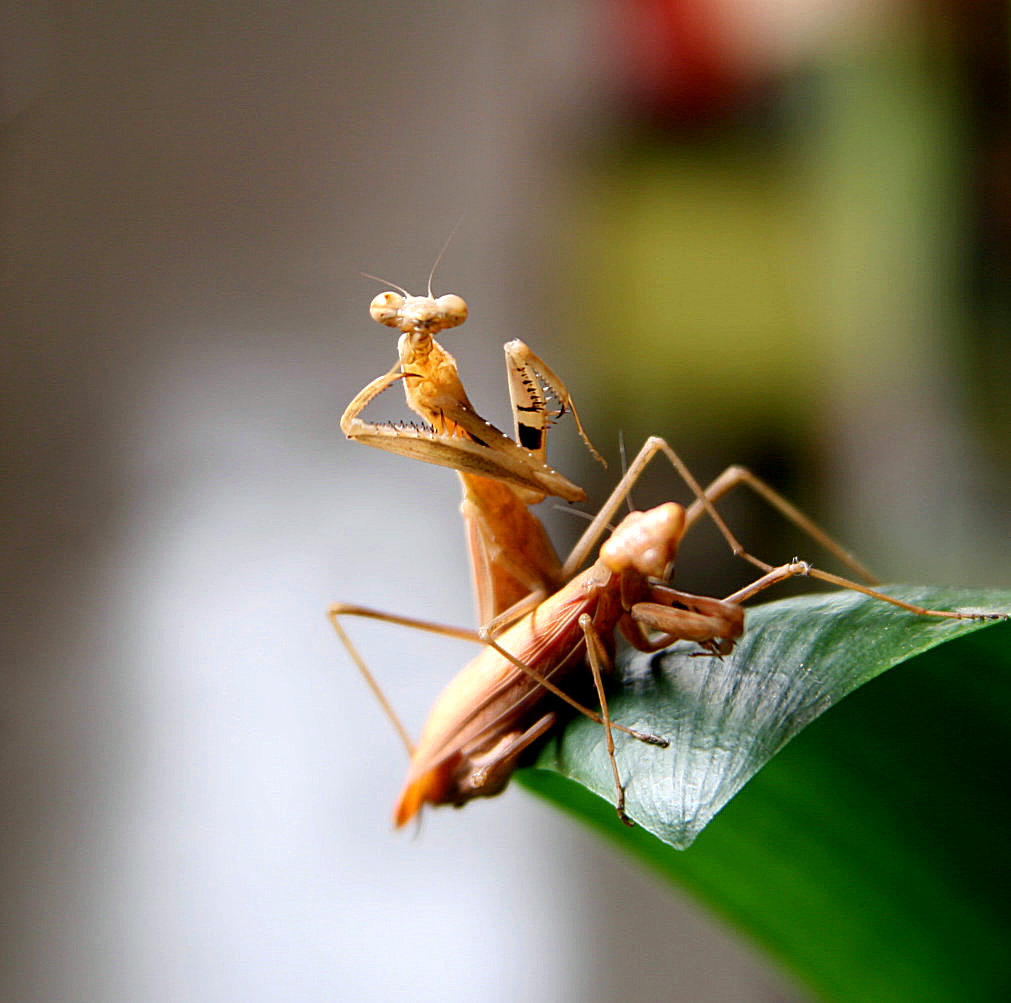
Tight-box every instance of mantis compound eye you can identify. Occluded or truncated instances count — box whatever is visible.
[370,291,405,327]
[435,294,468,329]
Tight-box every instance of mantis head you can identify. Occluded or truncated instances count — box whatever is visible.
[369,290,469,336]
[599,503,686,580]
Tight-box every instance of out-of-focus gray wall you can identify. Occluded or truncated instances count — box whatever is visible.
[1,3,800,1001]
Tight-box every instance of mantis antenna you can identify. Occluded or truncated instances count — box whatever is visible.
[360,217,466,301]
[427,215,465,298]
[360,272,410,298]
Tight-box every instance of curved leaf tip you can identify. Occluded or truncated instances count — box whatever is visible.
[528,586,1010,849]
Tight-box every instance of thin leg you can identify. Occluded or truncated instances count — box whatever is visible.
[328,603,484,756]
[684,464,879,583]
[564,436,837,579]
[562,436,1001,622]
[578,612,632,826]
[561,436,752,578]
[719,561,1005,622]
[329,613,414,756]
[686,459,1002,618]
[481,633,668,746]
[328,602,666,758]
[797,567,1006,621]
[329,602,483,643]
[721,562,813,605]
[480,589,547,639]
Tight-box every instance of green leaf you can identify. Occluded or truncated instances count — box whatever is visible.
[527,585,1008,846]
[519,586,1011,1002]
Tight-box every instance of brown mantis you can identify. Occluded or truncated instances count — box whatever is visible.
[390,500,751,825]
[331,278,1005,826]
[340,280,606,631]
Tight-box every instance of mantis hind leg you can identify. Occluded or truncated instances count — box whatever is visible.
[561,436,1003,623]
[562,437,871,580]
[328,601,668,761]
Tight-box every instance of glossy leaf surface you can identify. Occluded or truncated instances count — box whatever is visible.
[520,586,1011,1001]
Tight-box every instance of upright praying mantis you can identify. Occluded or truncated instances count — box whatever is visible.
[331,278,1003,825]
[339,279,605,631]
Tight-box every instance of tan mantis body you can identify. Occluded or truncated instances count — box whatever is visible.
[393,502,746,826]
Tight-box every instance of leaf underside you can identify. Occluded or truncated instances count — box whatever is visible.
[518,586,1011,1002]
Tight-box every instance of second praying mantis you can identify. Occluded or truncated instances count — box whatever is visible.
[331,275,1003,826]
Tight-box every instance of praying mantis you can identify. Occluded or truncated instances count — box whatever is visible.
[331,277,1004,826]
[340,280,605,631]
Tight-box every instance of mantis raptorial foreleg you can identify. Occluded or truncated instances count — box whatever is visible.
[503,339,604,467]
[342,282,605,628]
[340,292,598,504]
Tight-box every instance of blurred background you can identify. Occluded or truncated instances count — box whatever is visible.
[2,1,1008,1000]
